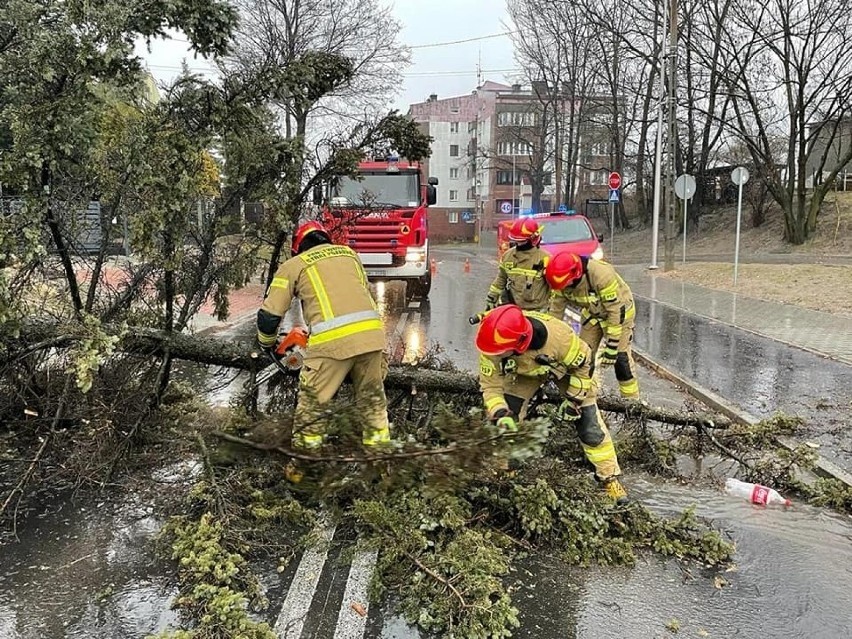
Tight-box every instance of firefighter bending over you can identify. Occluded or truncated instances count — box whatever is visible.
[485,218,551,311]
[546,253,640,399]
[256,221,391,457]
[475,304,629,504]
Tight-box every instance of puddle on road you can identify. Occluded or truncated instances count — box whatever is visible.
[574,477,852,639]
[0,489,178,638]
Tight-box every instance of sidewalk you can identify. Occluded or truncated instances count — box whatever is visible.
[619,265,852,365]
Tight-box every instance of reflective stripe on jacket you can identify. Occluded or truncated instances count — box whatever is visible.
[258,244,386,359]
[548,259,634,340]
[488,246,552,310]
[479,312,593,418]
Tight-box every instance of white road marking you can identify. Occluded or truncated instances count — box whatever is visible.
[332,549,379,639]
[274,519,336,638]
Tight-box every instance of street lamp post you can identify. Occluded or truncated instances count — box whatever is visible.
[512,153,516,218]
[663,0,678,272]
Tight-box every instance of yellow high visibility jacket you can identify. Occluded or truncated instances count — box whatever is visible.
[257,243,386,359]
[479,312,593,418]
[549,258,635,342]
[487,245,551,310]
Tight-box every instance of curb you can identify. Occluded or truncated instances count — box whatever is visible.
[633,348,852,490]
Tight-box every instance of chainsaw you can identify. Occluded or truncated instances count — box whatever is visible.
[254,327,309,386]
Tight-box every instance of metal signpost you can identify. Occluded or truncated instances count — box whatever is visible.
[731,166,750,286]
[674,174,696,264]
[608,172,621,256]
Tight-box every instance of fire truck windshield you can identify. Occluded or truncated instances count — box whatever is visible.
[540,218,593,243]
[330,172,420,208]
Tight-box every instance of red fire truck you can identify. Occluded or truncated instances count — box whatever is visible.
[314,155,438,299]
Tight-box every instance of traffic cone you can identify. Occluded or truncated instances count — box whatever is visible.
[430,258,437,275]
[463,257,471,273]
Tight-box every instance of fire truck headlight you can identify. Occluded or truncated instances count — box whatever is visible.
[591,246,604,260]
[406,247,427,263]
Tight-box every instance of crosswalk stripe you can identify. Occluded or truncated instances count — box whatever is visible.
[274,520,336,638]
[332,549,379,639]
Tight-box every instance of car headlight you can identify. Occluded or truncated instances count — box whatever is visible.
[591,246,604,260]
[406,248,427,262]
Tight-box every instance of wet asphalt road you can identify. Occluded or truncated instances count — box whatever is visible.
[3,244,852,638]
[633,298,852,469]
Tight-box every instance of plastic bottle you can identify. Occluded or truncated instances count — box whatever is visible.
[725,478,791,507]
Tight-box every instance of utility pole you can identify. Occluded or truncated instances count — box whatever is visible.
[512,153,516,218]
[649,0,668,270]
[474,52,482,244]
[663,0,678,272]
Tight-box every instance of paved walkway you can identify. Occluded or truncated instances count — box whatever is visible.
[619,265,852,365]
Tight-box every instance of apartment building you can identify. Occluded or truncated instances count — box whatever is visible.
[409,82,618,236]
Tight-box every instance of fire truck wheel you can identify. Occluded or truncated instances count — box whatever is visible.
[407,272,431,299]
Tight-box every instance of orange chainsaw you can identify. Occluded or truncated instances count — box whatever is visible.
[255,327,309,385]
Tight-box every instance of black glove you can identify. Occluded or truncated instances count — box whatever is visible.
[600,338,619,367]
[256,337,275,355]
[485,294,498,310]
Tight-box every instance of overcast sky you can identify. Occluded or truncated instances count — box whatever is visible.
[136,0,518,111]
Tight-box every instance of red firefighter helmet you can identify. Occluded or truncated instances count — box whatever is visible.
[292,221,330,255]
[507,218,542,246]
[475,305,534,356]
[545,252,584,290]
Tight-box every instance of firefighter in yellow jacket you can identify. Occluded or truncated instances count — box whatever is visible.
[474,304,628,504]
[486,218,551,311]
[545,252,639,398]
[256,221,390,453]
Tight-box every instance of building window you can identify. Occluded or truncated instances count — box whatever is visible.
[467,187,476,201]
[589,169,609,185]
[449,105,460,114]
[450,144,459,157]
[497,111,538,127]
[467,166,475,179]
[468,121,476,133]
[589,141,612,156]
[543,171,553,186]
[450,122,460,133]
[449,190,459,201]
[449,167,459,179]
[496,170,522,185]
[449,211,459,223]
[496,141,532,156]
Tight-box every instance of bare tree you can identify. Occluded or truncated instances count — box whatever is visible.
[718,0,852,244]
[507,0,601,208]
[223,0,418,282]
[677,0,734,226]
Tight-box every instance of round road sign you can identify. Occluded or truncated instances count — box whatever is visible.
[731,166,750,186]
[608,172,622,190]
[674,174,697,200]
[500,201,512,214]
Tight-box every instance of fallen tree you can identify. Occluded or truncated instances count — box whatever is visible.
[8,319,731,430]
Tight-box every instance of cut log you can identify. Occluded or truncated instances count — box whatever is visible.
[7,320,730,429]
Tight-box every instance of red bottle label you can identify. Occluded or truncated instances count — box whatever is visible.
[751,485,770,505]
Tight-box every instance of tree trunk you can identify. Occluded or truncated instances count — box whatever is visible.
[8,320,731,430]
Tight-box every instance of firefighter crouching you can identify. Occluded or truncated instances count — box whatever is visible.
[475,305,629,504]
[485,218,551,311]
[546,253,640,399]
[256,221,391,462]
